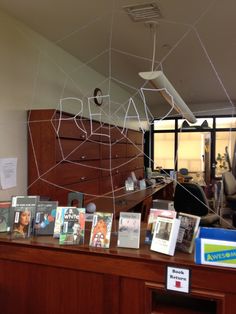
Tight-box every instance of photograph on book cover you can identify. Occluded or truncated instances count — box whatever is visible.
[176,213,200,253]
[155,220,172,241]
[12,209,31,239]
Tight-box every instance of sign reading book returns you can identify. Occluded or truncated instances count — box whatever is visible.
[166,266,191,293]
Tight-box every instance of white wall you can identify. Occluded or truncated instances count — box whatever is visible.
[0,10,148,200]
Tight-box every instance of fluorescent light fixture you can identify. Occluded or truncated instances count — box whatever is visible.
[139,71,197,123]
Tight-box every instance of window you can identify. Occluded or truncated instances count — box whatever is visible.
[152,116,236,180]
[216,117,236,129]
[154,119,175,131]
[153,133,175,170]
[215,131,236,176]
[177,132,208,172]
[178,118,213,129]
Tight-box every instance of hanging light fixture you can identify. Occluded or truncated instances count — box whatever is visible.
[139,22,197,124]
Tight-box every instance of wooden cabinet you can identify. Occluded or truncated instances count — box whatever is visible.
[28,109,144,205]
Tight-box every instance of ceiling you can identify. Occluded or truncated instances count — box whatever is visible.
[0,0,235,119]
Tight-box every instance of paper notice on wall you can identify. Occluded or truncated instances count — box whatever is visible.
[0,158,17,189]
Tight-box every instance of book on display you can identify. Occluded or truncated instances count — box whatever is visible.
[10,196,39,239]
[151,216,180,256]
[117,212,141,249]
[145,208,176,244]
[89,212,113,248]
[59,207,86,245]
[176,212,200,253]
[53,207,76,238]
[34,201,58,235]
[0,201,11,232]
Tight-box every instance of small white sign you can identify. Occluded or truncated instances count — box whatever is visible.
[0,157,17,189]
[166,266,190,293]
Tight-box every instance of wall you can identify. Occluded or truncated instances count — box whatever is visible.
[0,10,147,200]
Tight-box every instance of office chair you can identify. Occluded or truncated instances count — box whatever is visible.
[174,182,219,226]
[222,171,236,207]
[179,168,193,182]
[67,192,84,207]
[222,171,236,227]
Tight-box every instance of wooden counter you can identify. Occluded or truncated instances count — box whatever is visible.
[0,227,235,314]
[92,181,173,218]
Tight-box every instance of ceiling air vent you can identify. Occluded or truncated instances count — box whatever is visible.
[123,2,162,22]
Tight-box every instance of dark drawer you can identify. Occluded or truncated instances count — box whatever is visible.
[42,161,101,185]
[126,143,143,158]
[101,142,126,159]
[56,139,100,162]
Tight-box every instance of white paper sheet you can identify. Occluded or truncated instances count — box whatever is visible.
[0,158,17,189]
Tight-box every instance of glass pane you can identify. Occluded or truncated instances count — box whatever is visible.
[177,132,209,173]
[153,133,175,169]
[178,118,213,129]
[154,119,175,130]
[215,117,236,128]
[215,131,236,176]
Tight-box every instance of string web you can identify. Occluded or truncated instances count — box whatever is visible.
[25,0,235,231]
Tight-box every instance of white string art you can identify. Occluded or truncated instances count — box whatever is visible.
[24,0,236,230]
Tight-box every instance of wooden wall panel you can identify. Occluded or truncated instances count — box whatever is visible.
[0,259,120,314]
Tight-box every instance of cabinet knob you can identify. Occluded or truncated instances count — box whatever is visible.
[80,176,86,181]
[81,155,86,159]
[80,134,86,139]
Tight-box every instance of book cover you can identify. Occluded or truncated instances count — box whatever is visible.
[59,207,86,245]
[150,216,180,256]
[89,212,113,248]
[10,196,39,239]
[34,201,58,235]
[176,212,200,253]
[53,206,76,238]
[11,209,32,239]
[0,202,11,232]
[145,208,177,244]
[117,212,141,249]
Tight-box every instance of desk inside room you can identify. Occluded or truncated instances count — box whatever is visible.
[90,181,173,220]
[0,226,234,314]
